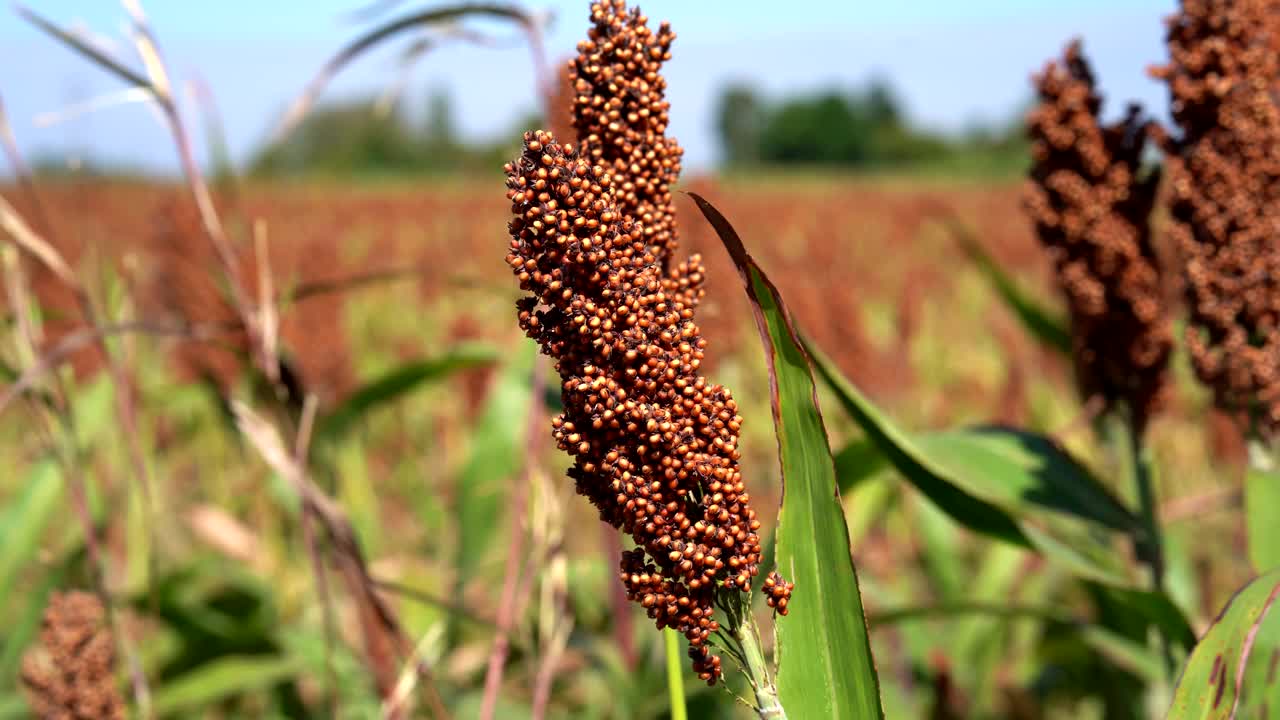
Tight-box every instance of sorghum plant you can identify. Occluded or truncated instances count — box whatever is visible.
[1151,0,1280,436]
[1025,40,1170,434]
[20,592,125,720]
[503,0,790,686]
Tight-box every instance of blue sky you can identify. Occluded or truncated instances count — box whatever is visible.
[0,0,1173,173]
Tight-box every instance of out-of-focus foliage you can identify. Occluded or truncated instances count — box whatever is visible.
[251,90,531,178]
[714,80,1029,174]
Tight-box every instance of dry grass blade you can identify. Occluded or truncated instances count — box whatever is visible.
[120,0,172,99]
[374,25,520,117]
[2,246,41,367]
[0,96,54,238]
[0,320,217,415]
[0,194,76,288]
[231,401,451,719]
[17,1,245,322]
[32,87,157,128]
[530,460,572,720]
[185,505,261,564]
[252,220,281,386]
[12,4,152,90]
[274,3,540,141]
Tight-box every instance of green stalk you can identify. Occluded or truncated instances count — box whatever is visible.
[717,593,786,719]
[735,613,785,719]
[1107,411,1173,678]
[1245,437,1279,573]
[1131,434,1164,591]
[664,629,688,720]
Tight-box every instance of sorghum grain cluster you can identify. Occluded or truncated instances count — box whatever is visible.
[570,0,699,303]
[20,592,124,720]
[1025,41,1170,431]
[506,131,777,684]
[505,2,792,685]
[1151,0,1280,434]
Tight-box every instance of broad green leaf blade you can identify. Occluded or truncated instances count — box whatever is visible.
[1094,585,1197,652]
[917,427,1137,533]
[807,343,1027,545]
[150,654,306,716]
[317,342,498,443]
[811,343,1140,583]
[938,216,1071,356]
[690,192,883,719]
[0,459,63,605]
[1167,569,1280,719]
[1246,466,1280,573]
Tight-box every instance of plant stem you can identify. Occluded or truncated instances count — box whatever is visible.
[734,612,786,719]
[664,629,688,720]
[1113,413,1174,678]
[1131,435,1164,591]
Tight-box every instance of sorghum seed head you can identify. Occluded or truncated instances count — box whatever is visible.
[1151,0,1280,436]
[504,2,789,686]
[1025,40,1170,433]
[20,592,124,720]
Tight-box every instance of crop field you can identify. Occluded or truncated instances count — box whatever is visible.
[1,1,1279,719]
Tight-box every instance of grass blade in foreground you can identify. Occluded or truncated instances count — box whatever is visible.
[1166,568,1280,718]
[316,342,498,443]
[690,192,884,719]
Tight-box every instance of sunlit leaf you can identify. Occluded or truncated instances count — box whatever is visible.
[690,192,883,719]
[810,343,1141,584]
[1167,569,1280,719]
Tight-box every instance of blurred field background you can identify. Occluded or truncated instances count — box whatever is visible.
[0,1,1251,718]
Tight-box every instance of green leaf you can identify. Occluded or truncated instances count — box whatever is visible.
[690,192,883,719]
[1093,584,1197,652]
[455,340,533,573]
[1081,625,1166,683]
[0,459,63,606]
[808,343,1026,545]
[916,427,1137,533]
[939,216,1071,356]
[150,654,306,716]
[1246,466,1280,573]
[810,343,1139,584]
[833,438,888,493]
[317,342,498,443]
[1167,569,1280,719]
